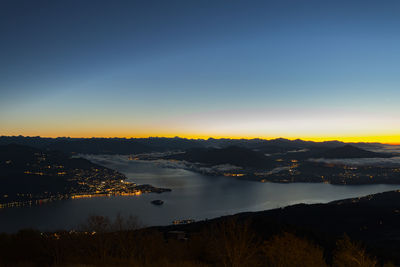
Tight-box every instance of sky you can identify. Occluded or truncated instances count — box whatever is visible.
[1,0,400,143]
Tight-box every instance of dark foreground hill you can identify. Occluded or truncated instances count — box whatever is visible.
[1,190,400,266]
[161,189,400,264]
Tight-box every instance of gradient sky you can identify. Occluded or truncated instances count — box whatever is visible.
[1,0,400,143]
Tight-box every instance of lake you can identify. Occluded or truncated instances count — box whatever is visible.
[1,154,399,233]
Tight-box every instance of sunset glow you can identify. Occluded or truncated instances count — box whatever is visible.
[2,2,400,263]
[1,1,400,143]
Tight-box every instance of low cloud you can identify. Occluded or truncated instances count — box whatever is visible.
[310,157,400,167]
[365,144,400,154]
[149,159,242,174]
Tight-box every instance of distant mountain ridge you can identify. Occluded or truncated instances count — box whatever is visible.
[0,136,388,155]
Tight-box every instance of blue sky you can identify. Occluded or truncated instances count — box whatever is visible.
[1,0,400,142]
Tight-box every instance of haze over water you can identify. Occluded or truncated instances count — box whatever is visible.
[1,155,399,233]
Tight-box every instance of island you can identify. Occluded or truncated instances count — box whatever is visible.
[151,199,164,205]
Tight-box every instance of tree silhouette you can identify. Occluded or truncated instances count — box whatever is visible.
[207,218,260,267]
[332,235,377,267]
[261,232,327,267]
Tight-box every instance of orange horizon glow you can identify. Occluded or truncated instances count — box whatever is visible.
[3,132,400,145]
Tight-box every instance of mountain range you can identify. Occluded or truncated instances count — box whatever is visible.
[0,136,388,155]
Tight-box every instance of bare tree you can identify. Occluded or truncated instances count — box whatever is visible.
[111,213,142,260]
[79,215,112,262]
[332,235,377,267]
[208,218,260,267]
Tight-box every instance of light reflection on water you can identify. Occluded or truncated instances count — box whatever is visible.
[1,154,399,233]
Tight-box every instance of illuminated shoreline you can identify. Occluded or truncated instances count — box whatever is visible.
[0,192,143,210]
[70,191,142,199]
[0,187,171,210]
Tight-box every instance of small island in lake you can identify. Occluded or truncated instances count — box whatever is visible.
[151,199,164,205]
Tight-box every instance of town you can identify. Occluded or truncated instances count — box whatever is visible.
[0,144,171,209]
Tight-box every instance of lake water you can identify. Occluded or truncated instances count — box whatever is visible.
[1,154,399,233]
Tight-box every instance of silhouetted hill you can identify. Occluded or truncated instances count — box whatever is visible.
[0,144,125,203]
[0,144,70,198]
[135,137,205,150]
[3,192,400,266]
[315,145,391,159]
[160,189,400,264]
[167,146,274,168]
[47,138,155,154]
[0,136,58,148]
[0,144,41,164]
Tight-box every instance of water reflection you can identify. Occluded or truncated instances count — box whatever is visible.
[1,155,399,233]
